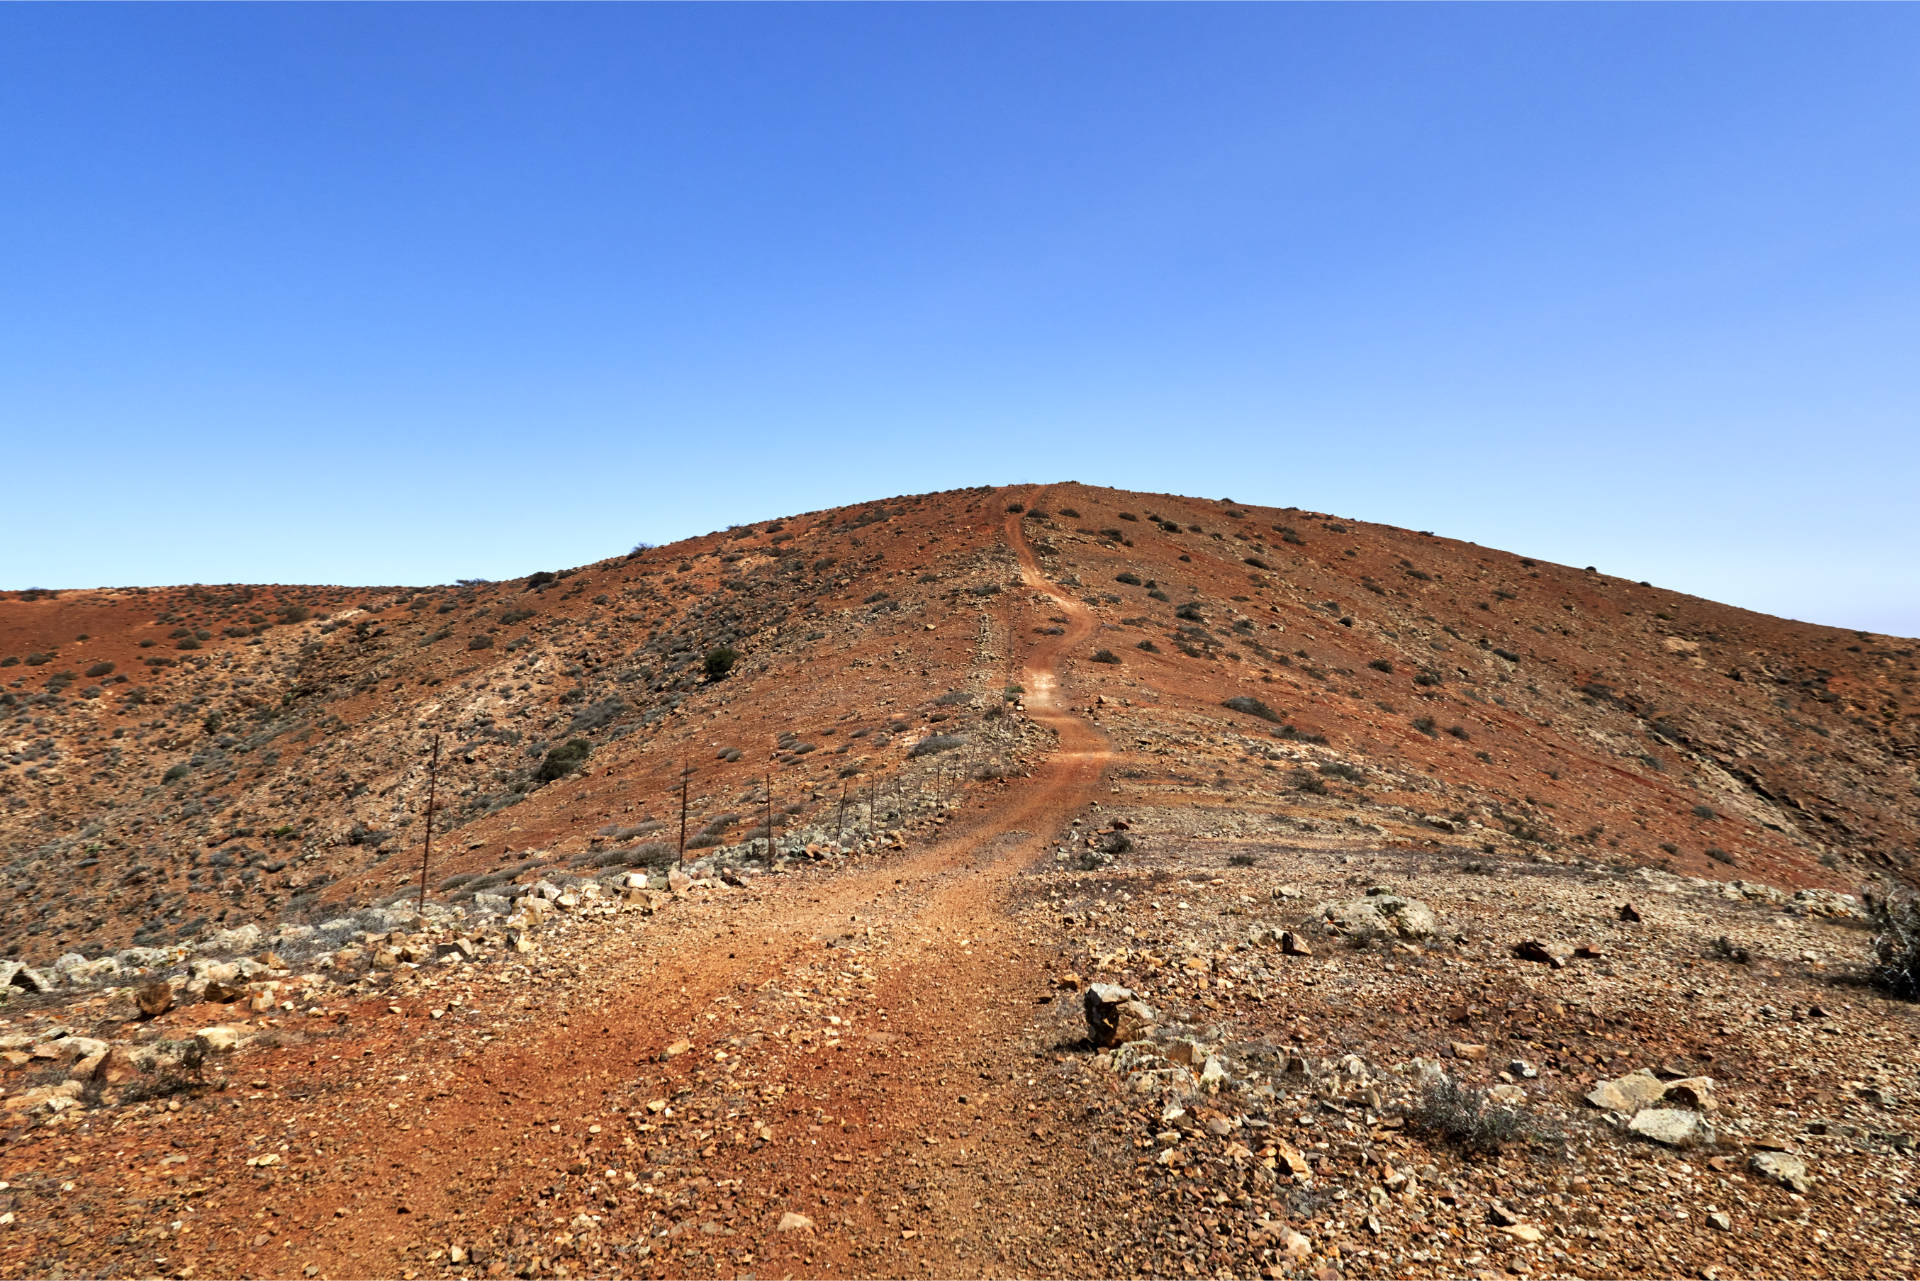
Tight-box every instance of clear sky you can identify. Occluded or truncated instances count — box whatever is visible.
[4,6,1917,636]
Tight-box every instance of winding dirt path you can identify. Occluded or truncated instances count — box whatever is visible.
[24,487,1121,1280]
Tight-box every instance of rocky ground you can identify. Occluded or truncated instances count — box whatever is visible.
[1,486,1916,1278]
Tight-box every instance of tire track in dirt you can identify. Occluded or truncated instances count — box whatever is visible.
[112,486,1118,1280]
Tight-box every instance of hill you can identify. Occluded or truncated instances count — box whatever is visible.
[1,483,1916,1281]
[3,483,1914,963]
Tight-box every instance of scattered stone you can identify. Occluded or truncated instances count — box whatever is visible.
[1272,1141,1311,1182]
[136,982,174,1018]
[1448,1041,1488,1061]
[93,1048,140,1088]
[1750,1151,1813,1193]
[1164,1039,1206,1068]
[194,1025,254,1054]
[777,1212,816,1233]
[1628,1107,1715,1148]
[1619,902,1642,922]
[1511,939,1570,968]
[1586,1069,1667,1114]
[1708,1211,1733,1232]
[1083,983,1155,1048]
[1662,1076,1717,1111]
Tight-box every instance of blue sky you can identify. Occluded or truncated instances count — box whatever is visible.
[4,6,1917,635]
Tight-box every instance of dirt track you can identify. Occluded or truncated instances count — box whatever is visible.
[41,487,1119,1280]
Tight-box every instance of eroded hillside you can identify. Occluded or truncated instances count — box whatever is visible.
[4,484,1914,965]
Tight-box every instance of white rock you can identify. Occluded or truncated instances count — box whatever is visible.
[1628,1108,1714,1148]
[193,1025,255,1053]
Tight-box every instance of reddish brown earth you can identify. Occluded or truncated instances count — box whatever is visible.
[1,485,1917,1279]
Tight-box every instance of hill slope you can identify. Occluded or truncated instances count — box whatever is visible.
[2,484,1918,1281]
[4,483,1914,962]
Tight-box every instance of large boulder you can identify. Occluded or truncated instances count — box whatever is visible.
[1314,894,1438,940]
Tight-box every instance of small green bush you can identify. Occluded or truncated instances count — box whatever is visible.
[704,646,739,679]
[1090,649,1121,664]
[536,738,592,783]
[1411,1073,1553,1155]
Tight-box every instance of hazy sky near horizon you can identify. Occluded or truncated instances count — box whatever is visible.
[4,6,1917,635]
